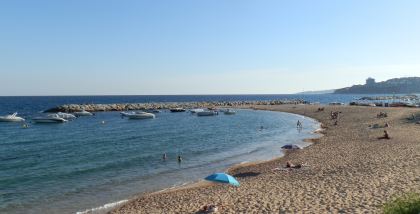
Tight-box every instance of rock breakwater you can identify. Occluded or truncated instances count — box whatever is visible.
[44,100,308,113]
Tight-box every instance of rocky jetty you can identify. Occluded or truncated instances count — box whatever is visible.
[44,99,308,113]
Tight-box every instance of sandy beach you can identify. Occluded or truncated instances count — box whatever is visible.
[110,105,420,213]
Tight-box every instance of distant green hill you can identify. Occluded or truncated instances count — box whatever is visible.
[334,77,420,94]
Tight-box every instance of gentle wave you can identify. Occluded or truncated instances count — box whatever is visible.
[76,199,129,214]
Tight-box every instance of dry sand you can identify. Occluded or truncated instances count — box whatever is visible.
[110,105,420,213]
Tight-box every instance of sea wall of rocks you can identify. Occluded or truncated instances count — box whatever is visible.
[44,99,308,113]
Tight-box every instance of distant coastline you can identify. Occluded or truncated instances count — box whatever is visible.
[334,77,420,94]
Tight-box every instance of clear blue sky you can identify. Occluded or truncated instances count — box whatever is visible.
[1,0,420,95]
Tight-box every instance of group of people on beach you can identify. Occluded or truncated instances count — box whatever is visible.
[330,111,341,120]
[374,111,391,140]
[377,112,388,118]
[329,111,342,126]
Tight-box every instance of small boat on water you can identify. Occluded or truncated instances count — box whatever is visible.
[197,111,218,116]
[120,111,132,117]
[190,108,205,113]
[170,108,186,112]
[121,111,155,119]
[145,109,161,113]
[32,114,67,123]
[0,112,25,122]
[57,112,77,120]
[73,110,93,116]
[224,109,236,115]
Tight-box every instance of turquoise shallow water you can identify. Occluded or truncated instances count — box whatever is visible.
[0,96,322,214]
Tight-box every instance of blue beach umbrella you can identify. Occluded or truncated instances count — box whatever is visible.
[205,173,240,186]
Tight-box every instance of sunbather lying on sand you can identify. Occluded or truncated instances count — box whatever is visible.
[271,162,309,172]
[286,161,307,169]
[200,204,219,213]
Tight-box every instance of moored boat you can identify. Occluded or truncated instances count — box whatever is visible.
[145,109,161,113]
[32,114,67,123]
[57,112,77,120]
[73,110,93,116]
[0,112,25,122]
[190,108,205,113]
[170,108,186,112]
[122,111,155,119]
[224,109,236,115]
[197,111,218,116]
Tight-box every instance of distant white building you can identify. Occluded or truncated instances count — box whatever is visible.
[366,77,376,86]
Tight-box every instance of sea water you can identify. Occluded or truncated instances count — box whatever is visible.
[0,94,357,213]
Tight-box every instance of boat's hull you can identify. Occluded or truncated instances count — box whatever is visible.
[73,111,93,116]
[127,115,155,119]
[224,111,236,115]
[197,111,218,116]
[124,112,156,119]
[0,117,25,122]
[190,109,205,113]
[170,109,186,112]
[32,118,67,123]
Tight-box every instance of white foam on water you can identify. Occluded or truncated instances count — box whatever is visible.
[76,199,128,214]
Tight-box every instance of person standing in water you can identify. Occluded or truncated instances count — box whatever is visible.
[297,120,302,128]
[162,153,167,160]
[177,155,182,163]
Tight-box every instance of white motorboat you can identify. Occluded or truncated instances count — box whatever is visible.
[122,111,155,119]
[0,112,25,122]
[120,111,132,117]
[197,111,218,116]
[224,109,236,115]
[32,114,67,123]
[57,112,76,120]
[190,108,205,113]
[73,110,93,116]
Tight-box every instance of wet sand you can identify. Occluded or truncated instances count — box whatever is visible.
[110,105,420,213]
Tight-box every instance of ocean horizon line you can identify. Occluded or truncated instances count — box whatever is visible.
[0,93,307,97]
